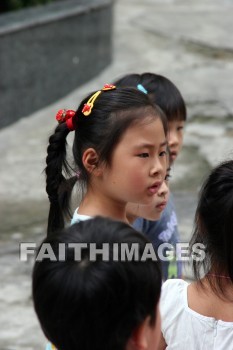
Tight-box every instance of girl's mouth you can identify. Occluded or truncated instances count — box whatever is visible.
[148,182,162,194]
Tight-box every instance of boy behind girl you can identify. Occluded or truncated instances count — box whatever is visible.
[114,73,186,279]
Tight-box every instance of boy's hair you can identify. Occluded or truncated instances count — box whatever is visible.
[32,216,162,350]
[45,87,167,235]
[114,73,187,122]
[190,160,233,298]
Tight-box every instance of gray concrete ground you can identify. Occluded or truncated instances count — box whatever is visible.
[0,0,233,348]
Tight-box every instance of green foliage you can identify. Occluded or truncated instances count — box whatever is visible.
[0,0,55,13]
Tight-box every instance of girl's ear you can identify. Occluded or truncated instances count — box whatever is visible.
[82,148,103,176]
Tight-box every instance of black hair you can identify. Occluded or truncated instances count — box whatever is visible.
[32,216,162,350]
[114,73,187,122]
[45,87,167,235]
[190,160,233,298]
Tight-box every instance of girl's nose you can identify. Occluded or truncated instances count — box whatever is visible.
[150,157,166,179]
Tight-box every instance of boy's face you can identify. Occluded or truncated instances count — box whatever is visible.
[126,168,170,223]
[168,120,185,163]
[126,180,169,223]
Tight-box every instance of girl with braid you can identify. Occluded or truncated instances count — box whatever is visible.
[45,84,168,235]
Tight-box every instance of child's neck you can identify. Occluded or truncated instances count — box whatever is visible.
[78,188,128,223]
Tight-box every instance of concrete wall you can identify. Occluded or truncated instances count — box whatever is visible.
[0,0,113,128]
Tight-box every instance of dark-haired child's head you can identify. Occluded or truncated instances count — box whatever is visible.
[114,73,186,163]
[190,160,233,297]
[33,217,162,350]
[46,86,167,234]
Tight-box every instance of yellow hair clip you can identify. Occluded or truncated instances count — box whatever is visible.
[82,90,101,116]
[82,84,116,116]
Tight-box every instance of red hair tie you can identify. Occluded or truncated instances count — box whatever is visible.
[56,109,76,131]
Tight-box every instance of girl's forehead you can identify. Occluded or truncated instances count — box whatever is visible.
[118,118,167,149]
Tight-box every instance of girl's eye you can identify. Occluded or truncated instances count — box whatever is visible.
[138,153,149,158]
[159,150,167,157]
[177,126,184,131]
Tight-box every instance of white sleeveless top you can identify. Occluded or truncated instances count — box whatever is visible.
[160,279,233,349]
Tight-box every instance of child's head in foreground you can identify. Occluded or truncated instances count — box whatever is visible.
[32,216,162,350]
[114,73,186,164]
[190,159,233,298]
